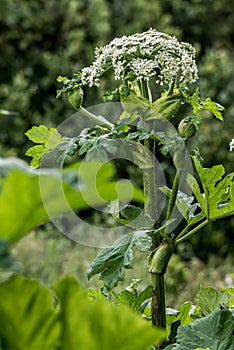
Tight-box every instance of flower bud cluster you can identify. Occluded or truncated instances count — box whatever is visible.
[80,28,198,87]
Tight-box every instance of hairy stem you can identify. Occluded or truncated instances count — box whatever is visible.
[140,80,168,330]
[151,273,166,328]
[143,139,167,328]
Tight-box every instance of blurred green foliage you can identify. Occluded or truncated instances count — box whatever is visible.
[0,0,234,256]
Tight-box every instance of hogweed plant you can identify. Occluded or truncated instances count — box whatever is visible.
[26,29,234,333]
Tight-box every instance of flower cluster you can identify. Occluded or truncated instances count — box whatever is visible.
[230,138,234,151]
[80,28,198,87]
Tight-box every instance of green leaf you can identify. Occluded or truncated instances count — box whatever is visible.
[160,186,205,227]
[165,308,234,350]
[0,158,143,243]
[196,286,230,316]
[0,275,60,349]
[112,204,155,229]
[56,276,165,350]
[25,125,65,167]
[166,303,194,341]
[87,231,152,290]
[188,158,234,220]
[112,284,152,314]
[57,75,68,83]
[54,138,79,163]
[201,98,224,121]
[25,144,45,168]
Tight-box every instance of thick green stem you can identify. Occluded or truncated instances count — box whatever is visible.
[151,273,166,328]
[140,80,168,330]
[143,140,167,328]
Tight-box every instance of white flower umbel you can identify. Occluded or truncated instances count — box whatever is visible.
[80,28,199,87]
[229,138,234,151]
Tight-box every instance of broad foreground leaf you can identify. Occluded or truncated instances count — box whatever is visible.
[0,157,143,243]
[165,307,234,350]
[0,275,165,349]
[56,276,166,350]
[0,275,60,349]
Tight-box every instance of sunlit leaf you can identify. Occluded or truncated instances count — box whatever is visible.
[0,158,143,243]
[0,275,60,349]
[56,276,165,350]
[196,286,229,316]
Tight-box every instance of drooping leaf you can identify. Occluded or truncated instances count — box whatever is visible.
[0,158,143,243]
[196,286,230,316]
[56,276,165,350]
[87,231,152,290]
[165,308,234,350]
[0,275,60,349]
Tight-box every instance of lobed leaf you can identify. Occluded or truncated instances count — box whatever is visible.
[196,286,230,317]
[87,231,152,290]
[187,157,234,221]
[165,308,234,350]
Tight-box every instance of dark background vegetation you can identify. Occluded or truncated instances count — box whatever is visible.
[0,0,233,298]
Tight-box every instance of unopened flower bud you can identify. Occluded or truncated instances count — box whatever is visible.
[68,88,83,110]
[178,119,197,139]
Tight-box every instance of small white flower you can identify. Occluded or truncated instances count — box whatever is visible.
[80,28,199,87]
[229,138,234,151]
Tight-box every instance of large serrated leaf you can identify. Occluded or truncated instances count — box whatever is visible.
[187,158,234,220]
[56,276,165,350]
[0,275,60,349]
[25,125,65,167]
[165,308,234,350]
[196,286,230,316]
[0,158,143,243]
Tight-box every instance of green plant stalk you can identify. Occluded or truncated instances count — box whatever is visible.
[140,79,169,330]
[166,170,180,222]
[175,219,209,245]
[79,106,113,128]
[151,273,166,328]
